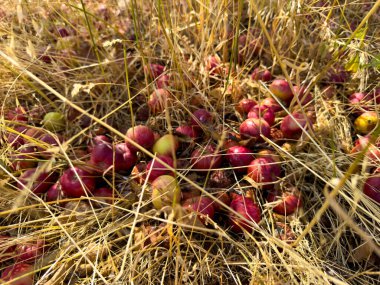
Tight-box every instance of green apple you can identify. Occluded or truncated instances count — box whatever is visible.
[152,134,179,157]
[42,112,66,132]
[151,175,180,209]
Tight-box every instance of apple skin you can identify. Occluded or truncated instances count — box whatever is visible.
[90,143,137,173]
[46,183,63,202]
[228,196,261,233]
[267,190,302,215]
[152,134,179,157]
[15,240,45,263]
[251,68,272,82]
[239,118,271,141]
[293,86,313,105]
[190,145,222,172]
[93,187,114,205]
[151,175,181,209]
[190,109,213,128]
[261,97,283,113]
[1,263,34,285]
[148,89,171,114]
[183,196,215,224]
[6,106,28,123]
[354,111,378,135]
[280,112,310,139]
[363,171,380,204]
[236,99,257,115]
[60,167,96,198]
[0,235,16,263]
[144,63,165,79]
[247,157,281,188]
[146,155,174,182]
[350,136,380,163]
[269,79,294,104]
[226,146,254,173]
[18,168,58,194]
[42,112,66,132]
[247,105,276,126]
[11,145,37,171]
[175,125,200,139]
[125,125,155,153]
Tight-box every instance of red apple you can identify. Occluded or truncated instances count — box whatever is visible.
[239,118,271,141]
[7,126,28,148]
[293,85,313,105]
[15,240,45,263]
[37,133,64,158]
[148,89,171,114]
[363,173,380,203]
[88,135,111,152]
[247,105,276,126]
[11,145,37,171]
[183,196,215,224]
[146,155,174,182]
[1,263,34,285]
[190,109,213,128]
[250,68,272,82]
[267,190,302,215]
[236,98,257,115]
[46,183,63,202]
[125,125,155,153]
[280,112,310,139]
[156,74,170,89]
[206,55,223,75]
[261,97,283,112]
[351,136,380,163]
[229,196,261,233]
[269,79,294,104]
[348,92,372,114]
[18,168,58,194]
[247,157,281,188]
[144,63,165,79]
[6,106,28,123]
[226,146,254,173]
[0,235,15,263]
[175,125,200,139]
[60,167,96,198]
[190,145,222,172]
[93,187,114,205]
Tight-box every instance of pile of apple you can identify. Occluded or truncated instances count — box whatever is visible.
[2,49,380,285]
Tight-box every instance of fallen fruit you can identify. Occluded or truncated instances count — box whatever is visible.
[354,111,378,134]
[152,134,179,157]
[1,263,34,285]
[126,125,155,153]
[239,118,271,141]
[151,175,181,209]
[229,196,261,233]
[226,146,254,173]
[247,157,281,188]
[42,112,66,132]
[183,196,215,224]
[146,155,174,182]
[60,167,96,198]
[269,79,294,104]
[280,112,310,139]
[190,145,222,172]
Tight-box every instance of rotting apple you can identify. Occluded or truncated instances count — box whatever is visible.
[151,175,181,209]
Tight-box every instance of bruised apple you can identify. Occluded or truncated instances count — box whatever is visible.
[151,175,181,209]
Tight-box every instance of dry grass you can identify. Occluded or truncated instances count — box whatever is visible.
[0,0,379,284]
